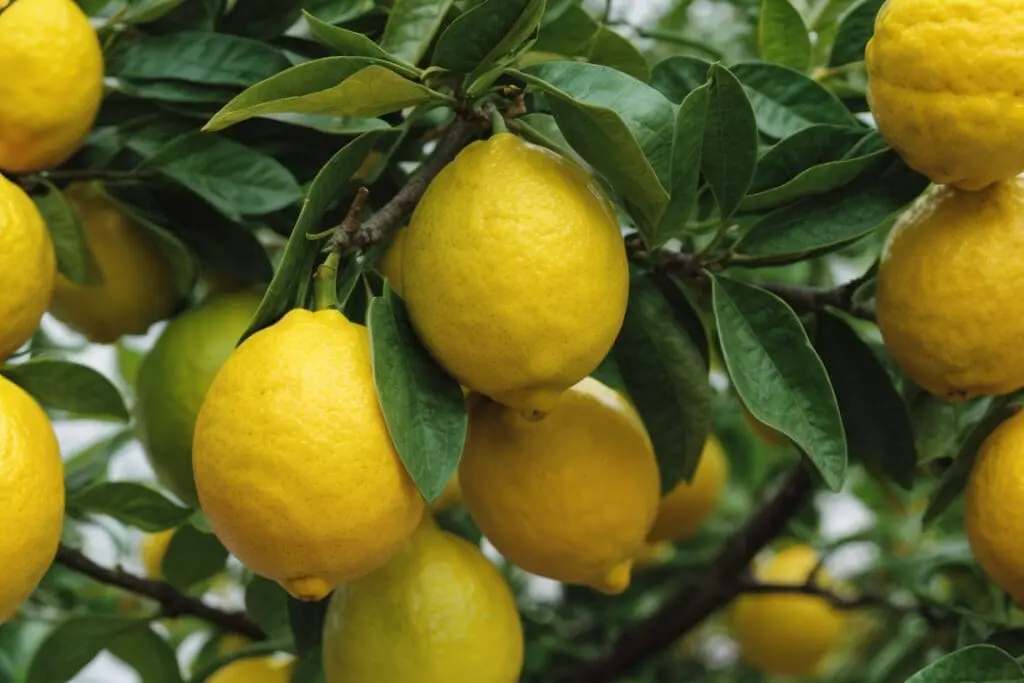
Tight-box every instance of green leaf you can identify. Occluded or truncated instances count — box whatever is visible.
[115,79,237,105]
[32,181,99,286]
[615,274,711,491]
[260,113,390,134]
[433,0,543,77]
[3,359,129,421]
[288,597,329,657]
[304,11,421,77]
[731,62,858,138]
[108,31,290,87]
[220,0,303,40]
[650,55,713,103]
[759,0,812,72]
[711,275,846,490]
[737,156,928,259]
[513,112,578,161]
[905,645,1024,683]
[246,577,293,643]
[651,78,710,247]
[26,616,138,683]
[367,288,467,502]
[106,624,184,683]
[379,0,455,64]
[161,525,229,589]
[120,0,187,24]
[69,482,194,531]
[702,64,758,222]
[588,27,650,82]
[304,0,374,23]
[830,0,886,67]
[814,313,916,489]
[243,129,400,341]
[205,58,445,131]
[532,4,598,56]
[63,429,134,495]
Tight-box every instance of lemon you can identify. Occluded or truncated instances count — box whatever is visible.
[49,183,182,343]
[0,175,55,359]
[646,435,728,543]
[136,291,262,506]
[140,529,175,579]
[193,309,425,600]
[877,179,1024,400]
[459,377,660,594]
[379,227,406,296]
[0,0,103,172]
[730,545,843,677]
[966,410,1024,603]
[322,517,523,683]
[431,473,462,513]
[403,133,629,418]
[866,0,1024,190]
[207,656,293,683]
[0,375,64,622]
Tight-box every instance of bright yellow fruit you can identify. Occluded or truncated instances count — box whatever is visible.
[50,183,181,343]
[0,375,64,622]
[403,133,629,418]
[877,179,1024,400]
[866,0,1024,190]
[730,545,843,677]
[459,377,660,594]
[646,435,728,543]
[136,291,262,506]
[193,309,425,600]
[0,175,55,359]
[379,227,406,296]
[207,656,294,683]
[140,529,175,579]
[322,517,523,683]
[0,0,103,172]
[966,410,1024,604]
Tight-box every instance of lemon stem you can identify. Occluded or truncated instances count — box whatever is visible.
[489,105,509,135]
[313,252,341,311]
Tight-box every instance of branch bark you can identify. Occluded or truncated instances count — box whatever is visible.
[758,281,874,321]
[553,465,814,683]
[55,544,266,641]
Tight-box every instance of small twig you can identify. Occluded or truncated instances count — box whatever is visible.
[341,186,371,235]
[55,545,266,641]
[758,281,875,321]
[15,168,152,192]
[737,579,893,611]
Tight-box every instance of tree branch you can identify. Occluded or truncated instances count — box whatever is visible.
[554,465,814,683]
[758,281,875,321]
[736,579,890,611]
[54,544,266,641]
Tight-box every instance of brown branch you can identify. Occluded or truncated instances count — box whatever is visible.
[736,579,890,611]
[55,544,266,641]
[554,465,814,683]
[758,281,875,321]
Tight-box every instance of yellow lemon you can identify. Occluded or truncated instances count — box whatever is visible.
[459,377,660,594]
[877,179,1024,400]
[379,227,406,296]
[403,133,629,418]
[193,309,425,600]
[50,183,182,343]
[140,529,175,579]
[646,435,728,543]
[207,656,293,683]
[136,291,262,506]
[0,375,64,622]
[0,175,55,359]
[730,545,843,677]
[966,410,1024,603]
[866,0,1024,190]
[322,517,523,683]
[0,0,103,172]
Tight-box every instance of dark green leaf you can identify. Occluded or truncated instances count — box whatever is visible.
[288,597,329,657]
[905,645,1024,683]
[3,359,129,421]
[652,273,710,368]
[162,525,229,589]
[63,429,134,496]
[246,577,293,643]
[731,62,858,138]
[701,64,758,222]
[304,0,374,24]
[379,0,455,64]
[615,274,711,490]
[291,651,327,683]
[32,181,99,286]
[120,0,187,24]
[145,0,223,31]
[115,80,237,105]
[106,624,184,683]
[587,27,650,82]
[367,288,467,502]
[304,11,420,76]
[69,482,193,531]
[26,616,137,683]
[650,55,712,103]
[221,0,303,40]
[711,275,846,490]
[759,0,812,72]
[533,4,598,56]
[513,113,578,161]
[986,630,1024,659]
[830,0,885,67]
[260,113,390,134]
[433,0,543,77]
[815,312,916,489]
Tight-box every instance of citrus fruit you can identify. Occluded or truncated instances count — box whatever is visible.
[402,133,629,418]
[730,545,843,677]
[193,309,425,600]
[207,656,294,683]
[966,410,1024,603]
[0,175,55,359]
[0,0,103,172]
[140,529,175,579]
[136,291,262,506]
[49,183,182,343]
[876,179,1024,400]
[646,435,728,543]
[431,473,462,513]
[0,375,64,622]
[459,377,660,594]
[866,0,1024,190]
[379,227,406,296]
[322,517,523,683]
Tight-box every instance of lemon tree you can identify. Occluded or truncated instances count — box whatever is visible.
[3,1,1024,683]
